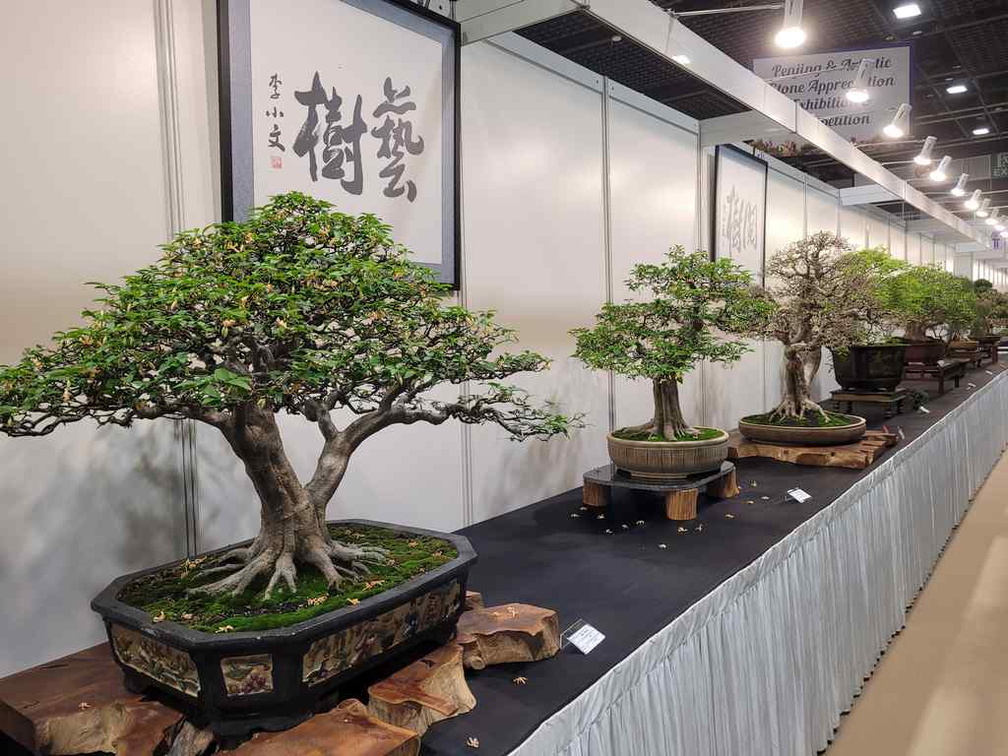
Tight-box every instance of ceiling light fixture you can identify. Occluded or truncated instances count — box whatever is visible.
[846,59,871,103]
[951,173,969,196]
[893,3,922,18]
[977,198,991,218]
[946,83,968,94]
[928,154,951,181]
[1001,230,1008,239]
[985,209,1001,226]
[973,126,991,136]
[775,0,806,48]
[884,103,912,138]
[965,189,982,211]
[915,137,938,166]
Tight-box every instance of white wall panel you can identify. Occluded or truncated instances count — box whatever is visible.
[866,213,890,251]
[0,0,185,677]
[889,221,906,260]
[840,206,867,247]
[806,186,839,236]
[608,98,702,432]
[462,42,608,523]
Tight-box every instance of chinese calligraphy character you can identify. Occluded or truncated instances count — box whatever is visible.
[371,77,425,202]
[269,73,282,100]
[269,123,285,152]
[293,72,366,194]
[266,76,285,152]
[720,186,759,258]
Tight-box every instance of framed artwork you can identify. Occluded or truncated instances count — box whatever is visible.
[713,145,768,284]
[219,0,461,287]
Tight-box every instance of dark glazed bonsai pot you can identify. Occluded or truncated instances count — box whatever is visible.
[903,339,947,365]
[91,519,476,737]
[738,415,867,446]
[830,344,907,391]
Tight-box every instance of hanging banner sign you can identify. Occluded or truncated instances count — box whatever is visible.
[753,46,911,143]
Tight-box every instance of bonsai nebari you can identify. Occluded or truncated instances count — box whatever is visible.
[880,265,977,341]
[571,247,773,439]
[758,232,889,421]
[0,193,576,598]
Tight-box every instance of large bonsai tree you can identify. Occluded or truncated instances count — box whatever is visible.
[880,265,977,341]
[571,248,772,439]
[971,280,1008,336]
[0,193,576,598]
[759,233,893,421]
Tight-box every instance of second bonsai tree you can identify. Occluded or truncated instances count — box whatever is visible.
[572,247,772,478]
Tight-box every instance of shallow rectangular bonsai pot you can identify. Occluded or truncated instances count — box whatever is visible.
[91,519,476,737]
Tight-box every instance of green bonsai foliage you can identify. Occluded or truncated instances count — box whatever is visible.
[972,285,1008,336]
[758,233,892,422]
[571,247,773,440]
[880,265,977,341]
[0,193,578,599]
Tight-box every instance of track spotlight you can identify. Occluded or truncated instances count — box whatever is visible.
[951,173,969,196]
[775,0,806,48]
[884,104,912,138]
[977,198,991,218]
[846,60,870,103]
[965,190,982,211]
[915,137,937,166]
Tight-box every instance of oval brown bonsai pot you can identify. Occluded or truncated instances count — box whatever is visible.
[91,519,475,738]
[738,415,866,446]
[973,334,1001,346]
[607,428,729,479]
[829,344,907,392]
[903,339,946,365]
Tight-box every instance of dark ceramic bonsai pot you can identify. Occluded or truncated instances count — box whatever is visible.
[830,344,907,392]
[903,339,946,366]
[91,519,476,737]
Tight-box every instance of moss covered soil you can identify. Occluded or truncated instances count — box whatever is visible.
[741,411,859,428]
[613,426,723,443]
[118,524,457,633]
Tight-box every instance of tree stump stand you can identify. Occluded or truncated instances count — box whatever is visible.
[455,603,561,670]
[582,462,738,521]
[366,643,475,737]
[231,699,419,756]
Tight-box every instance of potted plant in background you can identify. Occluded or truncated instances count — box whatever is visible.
[881,265,977,365]
[741,232,879,445]
[572,247,773,479]
[969,279,1007,359]
[829,247,910,392]
[0,193,579,730]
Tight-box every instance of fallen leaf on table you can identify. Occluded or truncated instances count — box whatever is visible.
[152,610,166,623]
[348,598,360,606]
[78,701,91,710]
[467,736,480,748]
[513,676,528,685]
[725,513,736,520]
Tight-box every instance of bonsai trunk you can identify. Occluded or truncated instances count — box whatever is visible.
[770,346,827,421]
[193,406,385,599]
[625,379,696,439]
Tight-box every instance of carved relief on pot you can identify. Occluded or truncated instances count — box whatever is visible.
[302,580,462,686]
[110,624,200,696]
[221,653,274,696]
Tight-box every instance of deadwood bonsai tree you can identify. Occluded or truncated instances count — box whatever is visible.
[742,232,884,442]
[0,193,576,599]
[571,247,772,477]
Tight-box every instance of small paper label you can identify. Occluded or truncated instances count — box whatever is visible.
[968,382,977,389]
[898,427,906,440]
[986,370,994,375]
[787,488,812,503]
[566,623,605,654]
[919,406,931,414]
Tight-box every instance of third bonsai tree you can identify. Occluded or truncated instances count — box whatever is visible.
[572,247,772,478]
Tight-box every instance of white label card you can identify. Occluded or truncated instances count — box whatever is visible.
[566,623,605,654]
[898,427,906,440]
[919,406,931,414]
[787,488,812,503]
[986,370,994,375]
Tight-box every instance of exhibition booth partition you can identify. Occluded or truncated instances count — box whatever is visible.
[1,3,1006,755]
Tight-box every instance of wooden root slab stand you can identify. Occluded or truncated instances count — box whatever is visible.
[0,644,194,756]
[231,699,419,756]
[455,603,561,670]
[728,429,898,470]
[366,643,475,737]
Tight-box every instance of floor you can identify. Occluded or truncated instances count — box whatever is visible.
[827,446,1008,756]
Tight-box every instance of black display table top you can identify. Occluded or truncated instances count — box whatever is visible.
[419,364,1008,756]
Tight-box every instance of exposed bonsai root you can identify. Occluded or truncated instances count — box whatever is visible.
[189,539,390,599]
[769,396,829,422]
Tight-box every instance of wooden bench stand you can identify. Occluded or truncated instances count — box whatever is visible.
[902,358,967,396]
[830,388,909,418]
